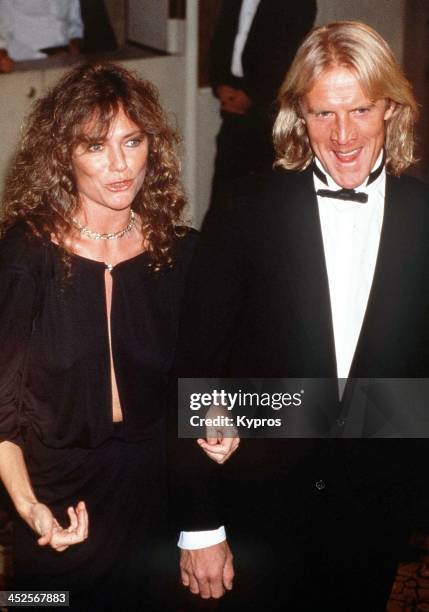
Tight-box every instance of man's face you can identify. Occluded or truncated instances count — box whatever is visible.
[300,66,395,188]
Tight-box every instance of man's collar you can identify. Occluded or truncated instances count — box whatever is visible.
[314,150,385,191]
[313,151,386,203]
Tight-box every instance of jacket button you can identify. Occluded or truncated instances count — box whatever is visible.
[315,479,326,491]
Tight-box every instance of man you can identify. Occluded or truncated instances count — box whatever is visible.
[178,21,429,610]
[209,0,316,204]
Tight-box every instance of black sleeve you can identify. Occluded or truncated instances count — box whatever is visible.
[167,408,224,531]
[175,197,249,378]
[0,228,40,446]
[170,196,249,531]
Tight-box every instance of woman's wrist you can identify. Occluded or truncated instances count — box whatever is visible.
[15,497,39,522]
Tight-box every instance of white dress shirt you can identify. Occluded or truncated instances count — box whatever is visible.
[315,152,385,380]
[230,0,261,77]
[0,0,83,61]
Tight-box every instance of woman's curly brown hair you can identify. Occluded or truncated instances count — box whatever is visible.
[1,61,187,271]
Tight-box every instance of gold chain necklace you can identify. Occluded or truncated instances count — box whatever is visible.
[72,210,135,240]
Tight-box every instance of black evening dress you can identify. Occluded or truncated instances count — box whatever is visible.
[0,222,197,611]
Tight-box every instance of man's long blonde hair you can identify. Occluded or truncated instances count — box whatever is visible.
[273,21,418,175]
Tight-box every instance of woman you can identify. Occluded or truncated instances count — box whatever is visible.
[0,61,234,610]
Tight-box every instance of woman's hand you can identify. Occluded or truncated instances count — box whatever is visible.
[0,442,88,552]
[197,404,240,464]
[27,501,89,552]
[197,436,240,464]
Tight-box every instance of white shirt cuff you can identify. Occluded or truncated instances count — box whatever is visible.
[177,526,226,550]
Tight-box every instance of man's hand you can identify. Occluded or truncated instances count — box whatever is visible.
[216,85,252,115]
[180,541,234,599]
[0,49,14,73]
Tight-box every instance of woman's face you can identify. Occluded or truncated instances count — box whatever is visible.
[72,108,149,214]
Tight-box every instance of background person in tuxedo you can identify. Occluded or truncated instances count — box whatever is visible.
[208,0,316,205]
[178,21,429,610]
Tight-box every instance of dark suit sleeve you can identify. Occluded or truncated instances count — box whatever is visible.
[171,196,248,531]
[176,198,248,378]
[167,402,223,531]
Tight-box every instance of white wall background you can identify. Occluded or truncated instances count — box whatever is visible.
[195,88,221,228]
[315,0,405,64]
[127,0,170,50]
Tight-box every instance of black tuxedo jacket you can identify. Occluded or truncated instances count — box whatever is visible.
[181,167,429,379]
[177,167,429,529]
[209,0,317,109]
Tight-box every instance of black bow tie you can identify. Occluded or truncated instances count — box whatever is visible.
[313,152,385,204]
[316,187,368,203]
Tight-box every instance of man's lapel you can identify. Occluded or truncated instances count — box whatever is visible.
[276,168,337,377]
[348,175,405,377]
